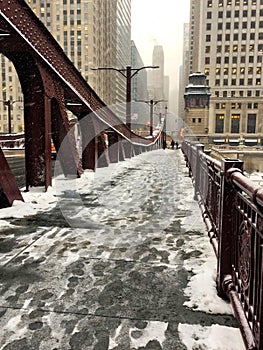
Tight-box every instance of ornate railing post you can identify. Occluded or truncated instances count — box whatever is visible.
[194,144,204,200]
[217,158,243,297]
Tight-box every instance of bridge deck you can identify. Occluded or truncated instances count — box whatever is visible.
[0,150,244,349]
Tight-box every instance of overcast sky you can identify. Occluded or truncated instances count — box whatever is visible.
[131,0,190,101]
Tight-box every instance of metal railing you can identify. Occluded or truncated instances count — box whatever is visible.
[182,140,263,350]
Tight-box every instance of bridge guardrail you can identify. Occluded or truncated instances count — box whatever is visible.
[182,140,261,350]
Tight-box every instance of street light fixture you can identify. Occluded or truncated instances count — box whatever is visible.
[0,100,22,134]
[91,65,159,130]
[136,99,167,136]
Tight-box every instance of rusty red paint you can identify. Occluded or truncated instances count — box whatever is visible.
[0,148,23,207]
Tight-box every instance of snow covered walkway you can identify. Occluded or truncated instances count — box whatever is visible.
[0,149,244,349]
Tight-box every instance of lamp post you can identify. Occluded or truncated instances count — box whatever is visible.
[0,100,12,134]
[0,100,23,134]
[91,65,159,130]
[136,99,167,136]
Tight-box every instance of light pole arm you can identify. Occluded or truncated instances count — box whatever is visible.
[130,65,159,79]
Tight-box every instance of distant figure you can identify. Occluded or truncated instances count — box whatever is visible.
[171,139,175,150]
[175,141,179,149]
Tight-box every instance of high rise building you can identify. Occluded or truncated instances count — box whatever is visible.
[130,40,149,128]
[178,23,190,123]
[152,45,164,101]
[188,0,263,145]
[149,45,167,125]
[0,0,131,133]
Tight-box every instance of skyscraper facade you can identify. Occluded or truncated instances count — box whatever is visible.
[188,0,263,144]
[149,45,167,124]
[130,40,149,128]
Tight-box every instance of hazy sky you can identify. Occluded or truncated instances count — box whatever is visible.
[131,0,190,94]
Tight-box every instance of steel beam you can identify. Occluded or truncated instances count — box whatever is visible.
[0,148,23,207]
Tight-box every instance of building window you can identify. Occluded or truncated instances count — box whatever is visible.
[231,114,240,133]
[207,23,212,30]
[247,114,256,133]
[215,114,224,133]
[216,57,221,64]
[223,91,228,97]
[205,57,210,64]
[206,34,211,42]
[207,12,212,19]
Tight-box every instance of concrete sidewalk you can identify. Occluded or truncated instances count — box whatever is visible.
[0,150,241,349]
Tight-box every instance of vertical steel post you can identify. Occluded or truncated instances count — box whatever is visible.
[217,158,243,297]
[126,66,131,130]
[194,144,204,200]
[44,96,52,189]
[150,100,154,136]
[6,101,12,134]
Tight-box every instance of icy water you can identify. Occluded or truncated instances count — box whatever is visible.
[0,149,243,349]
